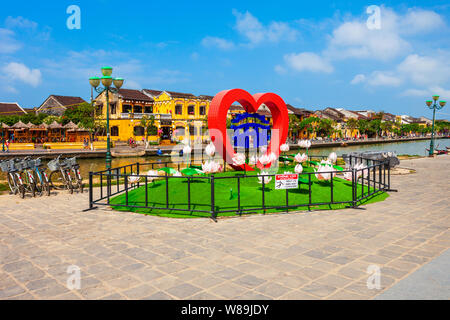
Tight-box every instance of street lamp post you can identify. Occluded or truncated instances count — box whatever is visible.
[89,67,124,169]
[426,95,446,156]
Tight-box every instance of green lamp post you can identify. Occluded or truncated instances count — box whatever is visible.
[89,67,124,169]
[426,95,446,156]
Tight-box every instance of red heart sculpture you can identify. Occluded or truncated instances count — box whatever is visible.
[208,89,289,171]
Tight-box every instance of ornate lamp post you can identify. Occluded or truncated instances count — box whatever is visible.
[89,67,124,169]
[425,95,446,156]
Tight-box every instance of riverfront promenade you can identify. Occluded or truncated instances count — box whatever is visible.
[0,136,448,159]
[0,156,448,299]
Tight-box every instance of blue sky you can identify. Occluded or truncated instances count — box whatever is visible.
[1,0,449,118]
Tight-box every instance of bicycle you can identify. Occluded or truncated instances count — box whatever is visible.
[48,155,83,194]
[48,155,72,193]
[16,157,36,198]
[0,159,25,198]
[63,156,83,193]
[28,157,51,196]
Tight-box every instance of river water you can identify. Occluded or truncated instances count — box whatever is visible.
[72,138,449,179]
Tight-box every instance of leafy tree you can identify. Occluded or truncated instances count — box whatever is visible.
[346,118,359,137]
[43,115,62,125]
[380,121,394,136]
[141,115,158,139]
[317,118,335,137]
[0,112,48,126]
[63,102,95,127]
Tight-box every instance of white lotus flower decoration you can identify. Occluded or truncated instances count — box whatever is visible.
[294,153,308,163]
[232,153,246,166]
[259,154,271,165]
[202,160,222,174]
[249,155,258,165]
[298,139,311,149]
[173,171,182,177]
[128,173,141,184]
[257,171,272,184]
[205,142,215,157]
[343,163,368,181]
[320,159,332,166]
[295,163,303,174]
[314,164,336,181]
[328,152,337,164]
[280,143,289,152]
[146,170,160,182]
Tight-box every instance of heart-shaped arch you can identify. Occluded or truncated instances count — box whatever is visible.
[208,89,289,170]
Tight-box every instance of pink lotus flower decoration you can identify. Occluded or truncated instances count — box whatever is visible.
[294,153,308,163]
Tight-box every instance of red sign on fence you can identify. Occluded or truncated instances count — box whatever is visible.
[275,174,299,189]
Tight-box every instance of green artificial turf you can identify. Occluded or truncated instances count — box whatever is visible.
[109,163,389,218]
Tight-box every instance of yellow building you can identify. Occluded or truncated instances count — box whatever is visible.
[94,89,213,144]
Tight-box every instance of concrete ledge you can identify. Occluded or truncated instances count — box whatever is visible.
[8,143,35,150]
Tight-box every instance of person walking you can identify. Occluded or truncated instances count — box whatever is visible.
[5,139,10,153]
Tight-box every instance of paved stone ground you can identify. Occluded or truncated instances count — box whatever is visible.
[0,156,449,300]
[375,248,449,300]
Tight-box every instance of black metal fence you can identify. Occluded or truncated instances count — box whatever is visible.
[85,155,393,220]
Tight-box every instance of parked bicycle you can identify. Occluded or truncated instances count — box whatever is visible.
[0,159,26,198]
[15,157,37,197]
[28,157,51,196]
[48,155,83,194]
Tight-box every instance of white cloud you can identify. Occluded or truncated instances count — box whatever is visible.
[367,71,403,86]
[232,10,298,46]
[325,7,445,61]
[326,9,410,61]
[399,9,445,35]
[401,86,450,99]
[5,16,38,30]
[0,28,22,53]
[2,62,42,87]
[201,36,235,50]
[283,52,333,73]
[274,65,287,75]
[351,74,366,84]
[400,88,430,97]
[397,54,450,86]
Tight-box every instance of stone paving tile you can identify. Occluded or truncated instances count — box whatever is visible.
[254,282,291,298]
[209,283,248,299]
[121,284,157,299]
[143,291,173,300]
[0,156,448,299]
[232,275,266,289]
[166,283,202,299]
[301,283,338,298]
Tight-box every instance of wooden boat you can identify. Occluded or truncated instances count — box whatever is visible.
[111,149,145,157]
[426,148,448,155]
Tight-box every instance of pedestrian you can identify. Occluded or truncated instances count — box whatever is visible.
[5,139,10,153]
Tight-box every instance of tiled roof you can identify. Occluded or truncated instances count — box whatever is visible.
[286,104,313,116]
[142,89,163,97]
[0,102,26,116]
[118,89,154,102]
[51,95,86,107]
[142,89,197,100]
[198,95,214,101]
[229,105,245,112]
[315,110,343,122]
[165,91,197,99]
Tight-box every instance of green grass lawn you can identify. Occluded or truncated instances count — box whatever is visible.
[110,164,388,218]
